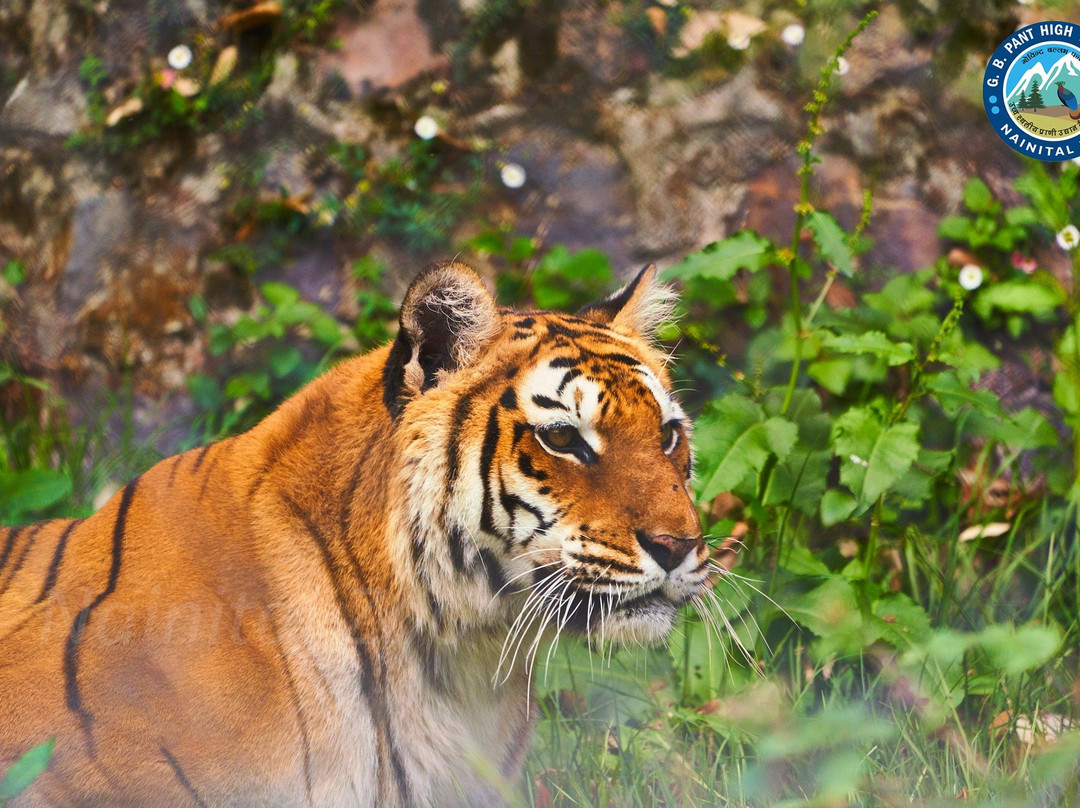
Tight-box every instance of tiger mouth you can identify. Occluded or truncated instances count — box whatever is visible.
[542,582,685,636]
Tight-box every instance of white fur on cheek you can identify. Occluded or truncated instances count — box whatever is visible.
[518,362,605,455]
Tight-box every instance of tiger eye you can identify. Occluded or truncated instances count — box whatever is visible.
[661,422,675,449]
[544,425,575,449]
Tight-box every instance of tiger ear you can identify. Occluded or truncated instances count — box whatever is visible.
[383,261,503,416]
[576,264,677,338]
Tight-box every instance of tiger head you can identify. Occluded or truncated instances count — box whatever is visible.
[384,261,708,651]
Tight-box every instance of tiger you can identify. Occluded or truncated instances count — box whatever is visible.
[0,260,708,807]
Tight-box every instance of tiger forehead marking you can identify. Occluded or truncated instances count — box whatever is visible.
[0,260,713,808]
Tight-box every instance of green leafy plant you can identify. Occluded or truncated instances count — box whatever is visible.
[0,737,54,805]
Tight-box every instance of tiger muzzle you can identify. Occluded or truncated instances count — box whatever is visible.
[636,531,704,572]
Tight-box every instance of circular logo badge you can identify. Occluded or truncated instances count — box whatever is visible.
[984,21,1080,161]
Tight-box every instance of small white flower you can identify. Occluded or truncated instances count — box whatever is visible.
[316,208,336,227]
[413,115,439,140]
[849,454,869,468]
[500,162,526,189]
[1016,0,1035,5]
[958,263,984,290]
[168,44,193,70]
[1071,156,1080,166]
[835,56,850,76]
[656,0,678,7]
[727,32,751,51]
[781,23,805,47]
[1057,224,1080,250]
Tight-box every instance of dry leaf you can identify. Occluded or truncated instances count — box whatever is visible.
[210,46,238,86]
[958,522,1012,542]
[218,1,282,31]
[674,10,723,56]
[1015,712,1074,744]
[173,77,201,97]
[947,247,980,267]
[645,6,667,37]
[106,96,144,126]
[722,11,767,41]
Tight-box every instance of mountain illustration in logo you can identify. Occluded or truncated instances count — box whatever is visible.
[1006,52,1080,107]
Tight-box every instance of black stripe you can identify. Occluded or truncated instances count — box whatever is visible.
[479,405,501,538]
[531,395,568,411]
[576,265,650,322]
[191,445,212,472]
[65,480,139,736]
[167,455,183,487]
[161,747,209,808]
[581,534,634,557]
[557,369,583,395]
[382,331,414,418]
[447,524,467,573]
[548,356,580,369]
[412,627,450,694]
[284,494,412,804]
[35,521,80,604]
[597,352,643,367]
[514,317,535,328]
[499,486,552,540]
[0,526,25,572]
[268,622,315,805]
[339,432,379,535]
[446,393,474,487]
[517,453,547,481]
[197,450,222,500]
[476,548,507,596]
[499,387,517,410]
[247,393,333,503]
[568,551,641,576]
[0,524,46,597]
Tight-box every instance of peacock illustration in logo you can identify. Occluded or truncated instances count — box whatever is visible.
[1058,81,1080,121]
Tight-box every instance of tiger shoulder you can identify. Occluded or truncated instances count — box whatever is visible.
[0,260,710,807]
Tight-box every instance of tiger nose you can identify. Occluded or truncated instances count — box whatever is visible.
[636,531,703,572]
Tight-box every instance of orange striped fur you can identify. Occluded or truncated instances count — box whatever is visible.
[0,262,707,807]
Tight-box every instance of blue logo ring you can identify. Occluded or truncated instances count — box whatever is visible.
[984,21,1080,161]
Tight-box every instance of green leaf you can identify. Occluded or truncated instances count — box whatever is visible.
[962,177,993,212]
[818,331,915,366]
[938,216,972,241]
[808,358,853,395]
[820,489,857,526]
[805,211,854,276]
[978,624,1061,675]
[188,294,207,322]
[927,372,1003,418]
[871,593,931,648]
[532,247,613,310]
[1,260,26,287]
[1004,205,1038,226]
[664,231,773,282]
[268,345,303,378]
[0,470,73,516]
[308,313,343,347]
[186,374,222,410]
[832,408,920,509]
[973,280,1063,318]
[0,737,54,800]
[783,577,868,652]
[778,544,830,576]
[693,395,798,502]
[260,282,301,307]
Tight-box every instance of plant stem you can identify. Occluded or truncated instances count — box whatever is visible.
[779,10,877,416]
